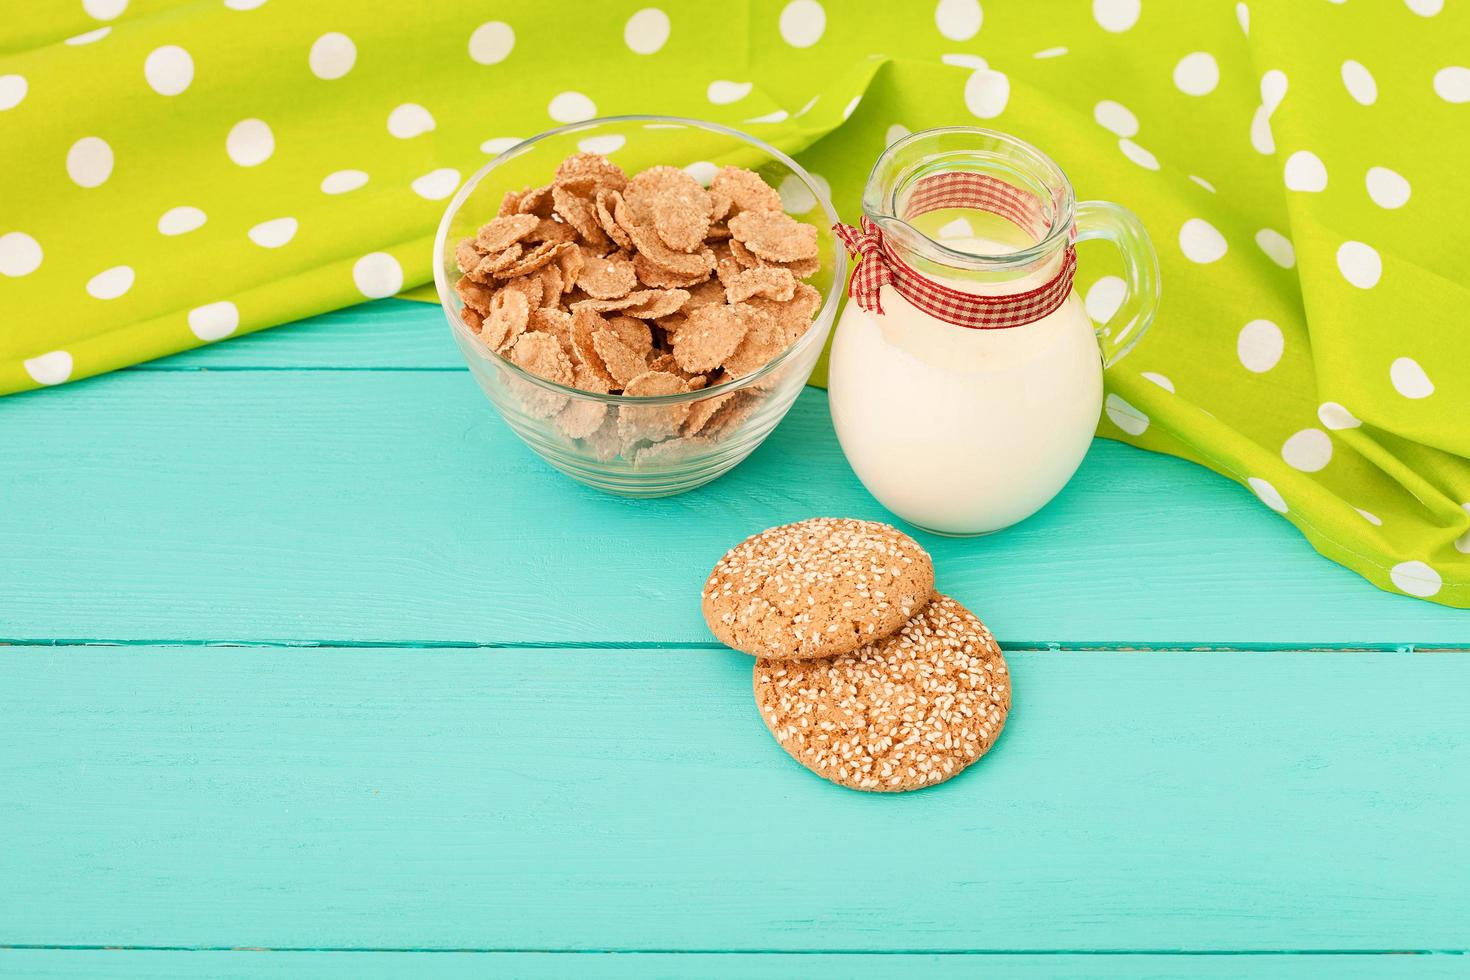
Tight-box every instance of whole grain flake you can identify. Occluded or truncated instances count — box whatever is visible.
[450,150,826,449]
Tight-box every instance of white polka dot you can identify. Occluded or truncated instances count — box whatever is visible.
[411,168,460,201]
[624,8,670,54]
[142,44,193,96]
[707,80,752,104]
[1249,105,1275,154]
[1236,2,1249,33]
[387,103,435,138]
[963,68,1009,118]
[1405,0,1442,12]
[1237,319,1284,373]
[1033,46,1068,59]
[1142,371,1174,392]
[1337,241,1381,288]
[843,95,861,120]
[187,300,239,341]
[157,206,206,236]
[1260,70,1288,114]
[86,265,134,300]
[1433,66,1470,103]
[353,252,403,299]
[1317,402,1360,430]
[1248,477,1287,514]
[223,0,267,8]
[548,91,596,123]
[247,216,297,248]
[468,21,514,65]
[1281,428,1332,472]
[577,134,624,155]
[886,123,911,145]
[935,0,982,40]
[1254,228,1295,268]
[308,32,355,79]
[66,136,113,187]
[1456,503,1470,553]
[1085,275,1126,323]
[0,232,44,277]
[940,53,988,69]
[1390,357,1434,398]
[1355,507,1382,526]
[321,169,368,194]
[1092,0,1140,32]
[778,174,817,213]
[805,172,831,206]
[1189,175,1216,192]
[23,350,73,386]
[1390,561,1441,598]
[1117,138,1159,170]
[684,161,718,186]
[779,0,826,47]
[794,94,820,117]
[1283,150,1327,192]
[65,27,111,45]
[1173,52,1219,96]
[84,0,127,18]
[480,137,521,155]
[745,109,790,124]
[0,74,25,110]
[1179,218,1227,263]
[1366,167,1411,209]
[1093,99,1138,137]
[1105,393,1148,435]
[1340,60,1376,105]
[226,118,273,166]
[937,217,974,239]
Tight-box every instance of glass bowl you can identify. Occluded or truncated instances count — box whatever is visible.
[432,115,845,498]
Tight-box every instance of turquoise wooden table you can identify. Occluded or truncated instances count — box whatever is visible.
[3,299,1468,979]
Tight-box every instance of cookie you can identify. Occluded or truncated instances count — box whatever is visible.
[702,518,934,660]
[753,594,1010,792]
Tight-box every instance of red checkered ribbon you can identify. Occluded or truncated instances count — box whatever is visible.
[833,171,1077,330]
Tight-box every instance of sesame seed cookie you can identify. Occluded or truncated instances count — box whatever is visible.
[702,518,934,660]
[753,594,1010,793]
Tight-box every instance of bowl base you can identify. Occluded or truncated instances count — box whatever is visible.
[542,457,747,498]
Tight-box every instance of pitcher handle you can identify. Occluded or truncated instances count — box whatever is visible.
[1073,201,1161,368]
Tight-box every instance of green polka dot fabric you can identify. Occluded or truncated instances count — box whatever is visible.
[2,1,1467,606]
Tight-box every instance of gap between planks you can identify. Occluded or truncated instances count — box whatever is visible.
[2,945,1467,956]
[1,638,1465,652]
[126,365,467,372]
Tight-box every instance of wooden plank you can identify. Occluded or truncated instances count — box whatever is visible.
[1,647,1466,952]
[133,300,461,371]
[1,372,1464,647]
[2,950,1466,979]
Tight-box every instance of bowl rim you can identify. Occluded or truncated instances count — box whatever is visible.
[432,114,847,407]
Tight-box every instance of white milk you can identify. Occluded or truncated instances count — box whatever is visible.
[828,236,1102,535]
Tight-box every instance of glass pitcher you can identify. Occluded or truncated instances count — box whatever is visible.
[828,127,1160,535]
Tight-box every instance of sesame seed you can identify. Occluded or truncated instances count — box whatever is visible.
[702,518,936,660]
[753,594,1010,793]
